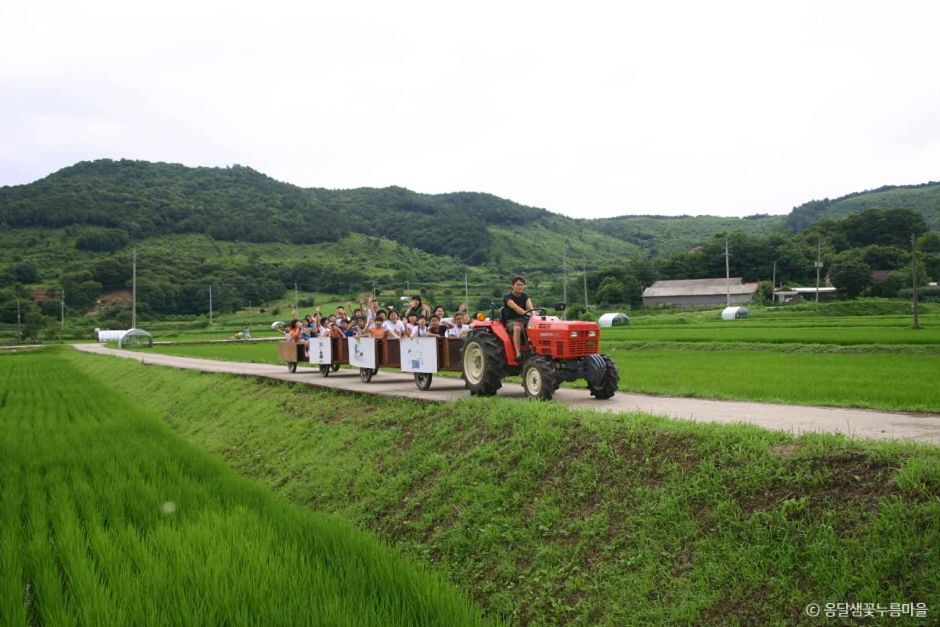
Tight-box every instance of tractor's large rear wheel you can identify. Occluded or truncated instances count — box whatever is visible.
[522,356,557,401]
[588,354,619,400]
[462,332,505,396]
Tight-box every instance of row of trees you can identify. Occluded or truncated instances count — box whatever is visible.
[584,209,937,306]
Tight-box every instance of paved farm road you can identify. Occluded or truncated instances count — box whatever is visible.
[75,343,940,446]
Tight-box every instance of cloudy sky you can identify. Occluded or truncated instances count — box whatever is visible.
[2,1,938,218]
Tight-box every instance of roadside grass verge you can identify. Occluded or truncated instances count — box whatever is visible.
[604,348,940,413]
[68,350,940,626]
[140,341,296,366]
[0,349,489,626]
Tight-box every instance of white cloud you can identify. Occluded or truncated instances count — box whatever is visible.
[1,0,939,217]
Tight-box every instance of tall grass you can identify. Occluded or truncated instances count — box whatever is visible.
[0,349,490,626]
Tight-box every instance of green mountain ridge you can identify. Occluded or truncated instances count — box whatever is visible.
[0,159,791,267]
[786,182,940,231]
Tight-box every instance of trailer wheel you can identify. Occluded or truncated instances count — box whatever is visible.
[319,364,330,377]
[588,354,619,400]
[462,332,504,396]
[287,361,297,374]
[522,356,556,401]
[331,364,340,372]
[414,373,433,390]
[359,367,373,383]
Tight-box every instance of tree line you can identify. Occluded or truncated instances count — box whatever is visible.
[584,208,938,307]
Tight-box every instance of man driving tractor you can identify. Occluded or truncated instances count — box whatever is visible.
[503,275,534,362]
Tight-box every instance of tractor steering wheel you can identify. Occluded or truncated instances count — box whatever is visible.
[525,308,547,317]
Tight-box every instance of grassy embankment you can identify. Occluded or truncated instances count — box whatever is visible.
[0,349,489,626]
[66,349,940,625]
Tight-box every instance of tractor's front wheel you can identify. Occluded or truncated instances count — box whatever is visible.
[359,367,373,383]
[522,356,557,401]
[287,361,297,373]
[462,332,505,396]
[319,364,330,377]
[588,354,619,400]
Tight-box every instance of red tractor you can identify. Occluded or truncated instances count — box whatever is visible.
[462,308,619,400]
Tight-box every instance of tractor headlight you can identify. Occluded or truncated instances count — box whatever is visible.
[588,331,597,337]
[570,331,578,337]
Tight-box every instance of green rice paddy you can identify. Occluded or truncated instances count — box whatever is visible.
[0,349,489,626]
[602,321,940,345]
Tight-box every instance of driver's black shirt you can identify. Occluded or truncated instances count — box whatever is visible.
[503,292,529,320]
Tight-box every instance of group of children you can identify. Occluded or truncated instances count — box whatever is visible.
[281,296,478,356]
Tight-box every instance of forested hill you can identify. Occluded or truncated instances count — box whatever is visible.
[786,182,940,232]
[1,159,783,266]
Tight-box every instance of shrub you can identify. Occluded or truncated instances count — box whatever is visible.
[898,286,940,302]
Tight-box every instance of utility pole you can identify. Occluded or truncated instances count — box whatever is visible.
[562,248,568,320]
[372,279,377,299]
[16,299,22,342]
[209,284,213,325]
[464,269,469,307]
[60,285,65,328]
[293,281,298,314]
[815,237,822,305]
[132,247,137,329]
[912,233,920,329]
[583,262,589,311]
[772,260,777,305]
[725,236,731,308]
